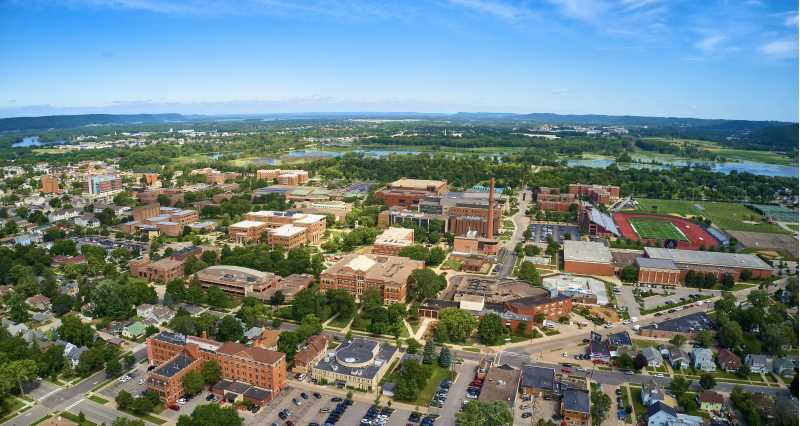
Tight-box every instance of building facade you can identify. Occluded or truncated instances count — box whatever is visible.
[320,254,424,304]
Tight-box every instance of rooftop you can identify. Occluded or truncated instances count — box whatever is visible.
[324,254,424,285]
[562,388,590,414]
[155,354,194,378]
[229,220,266,229]
[478,364,521,407]
[313,339,397,380]
[563,240,613,264]
[520,365,555,391]
[388,179,447,190]
[374,227,414,247]
[636,257,679,270]
[270,224,306,238]
[644,247,772,270]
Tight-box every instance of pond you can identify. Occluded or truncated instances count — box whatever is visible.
[567,158,798,178]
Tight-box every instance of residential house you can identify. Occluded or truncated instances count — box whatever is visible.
[56,340,89,369]
[666,347,689,370]
[561,388,591,426]
[692,348,716,372]
[698,391,724,412]
[59,281,80,296]
[641,379,665,406]
[607,331,633,349]
[74,214,100,228]
[717,349,742,373]
[26,295,51,311]
[641,347,662,368]
[646,401,703,426]
[5,321,33,342]
[32,311,54,322]
[772,358,797,377]
[122,321,147,339]
[244,327,264,342]
[519,365,556,397]
[588,341,611,364]
[745,354,770,374]
[137,304,175,325]
[253,329,281,350]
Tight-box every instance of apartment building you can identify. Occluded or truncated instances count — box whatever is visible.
[268,224,307,250]
[320,254,424,304]
[568,183,620,205]
[84,174,122,196]
[243,210,326,245]
[256,169,310,185]
[145,332,286,405]
[195,265,281,299]
[228,220,269,244]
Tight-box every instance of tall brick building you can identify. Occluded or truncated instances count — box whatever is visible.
[375,179,448,208]
[146,331,287,405]
[320,254,424,304]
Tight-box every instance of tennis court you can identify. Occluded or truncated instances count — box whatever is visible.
[628,218,689,241]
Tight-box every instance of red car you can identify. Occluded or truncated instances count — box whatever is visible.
[169,405,180,411]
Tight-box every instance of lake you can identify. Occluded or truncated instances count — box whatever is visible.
[567,158,798,178]
[12,136,66,148]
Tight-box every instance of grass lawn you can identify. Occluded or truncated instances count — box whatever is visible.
[88,395,109,404]
[730,283,757,291]
[786,224,799,231]
[543,329,560,336]
[633,339,661,349]
[634,198,789,234]
[782,376,794,384]
[621,386,633,424]
[327,313,353,329]
[414,366,456,406]
[748,373,766,382]
[629,387,647,420]
[462,347,481,352]
[629,218,689,241]
[0,397,26,423]
[61,411,98,426]
[126,411,167,425]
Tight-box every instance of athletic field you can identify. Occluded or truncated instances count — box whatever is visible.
[628,218,689,241]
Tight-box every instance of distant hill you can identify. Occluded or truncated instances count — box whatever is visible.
[0,113,186,132]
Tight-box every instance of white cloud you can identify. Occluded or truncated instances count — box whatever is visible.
[695,34,725,52]
[447,0,530,21]
[759,39,798,58]
[546,0,609,22]
[620,0,661,12]
[785,12,798,27]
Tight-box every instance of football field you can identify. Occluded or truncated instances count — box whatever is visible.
[628,218,689,241]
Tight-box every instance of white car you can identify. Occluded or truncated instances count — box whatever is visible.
[177,399,186,405]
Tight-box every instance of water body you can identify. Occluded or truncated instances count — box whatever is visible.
[567,158,798,178]
[12,136,66,148]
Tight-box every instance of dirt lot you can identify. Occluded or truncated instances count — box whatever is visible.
[590,306,620,323]
[728,230,799,260]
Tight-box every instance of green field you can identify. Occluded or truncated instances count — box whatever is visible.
[628,218,688,241]
[634,199,790,234]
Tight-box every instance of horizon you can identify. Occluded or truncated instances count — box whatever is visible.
[1,1,798,122]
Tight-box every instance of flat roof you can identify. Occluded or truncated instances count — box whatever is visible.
[563,240,612,264]
[478,365,521,407]
[155,354,194,377]
[270,224,306,237]
[375,227,414,246]
[563,388,590,414]
[313,339,397,380]
[520,365,555,391]
[230,220,266,229]
[644,247,771,270]
[389,179,446,190]
[636,257,678,270]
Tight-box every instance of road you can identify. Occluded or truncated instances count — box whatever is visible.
[3,346,149,426]
[498,190,530,278]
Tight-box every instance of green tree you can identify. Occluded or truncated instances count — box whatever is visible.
[7,359,38,395]
[176,403,243,426]
[58,314,96,346]
[590,387,612,426]
[633,353,648,371]
[422,339,436,364]
[182,371,204,396]
[215,316,244,342]
[124,354,136,370]
[477,313,506,345]
[620,265,638,283]
[670,334,687,347]
[695,330,715,348]
[406,338,421,354]
[437,308,477,342]
[518,261,540,285]
[105,357,122,378]
[438,346,452,369]
[455,400,513,426]
[8,294,30,323]
[130,396,154,415]
[116,390,134,410]
[112,418,145,426]
[699,373,716,389]
[668,376,690,397]
[406,268,446,302]
[202,360,222,385]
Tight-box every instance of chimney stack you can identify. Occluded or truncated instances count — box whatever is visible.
[487,177,495,239]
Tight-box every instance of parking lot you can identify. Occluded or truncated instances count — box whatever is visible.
[515,394,558,426]
[250,386,414,426]
[528,223,580,244]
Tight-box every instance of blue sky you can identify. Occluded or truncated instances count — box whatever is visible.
[0,0,797,121]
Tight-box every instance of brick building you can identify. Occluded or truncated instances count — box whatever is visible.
[228,220,269,244]
[320,254,424,304]
[145,332,286,405]
[242,210,326,245]
[292,334,331,374]
[636,257,681,286]
[568,183,620,205]
[641,247,773,282]
[129,257,185,283]
[563,240,615,276]
[375,179,448,208]
[40,175,61,194]
[195,265,281,299]
[372,227,414,256]
[267,224,308,250]
[256,169,310,185]
[535,187,576,212]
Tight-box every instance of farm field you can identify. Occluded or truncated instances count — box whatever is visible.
[633,198,790,234]
[628,218,688,241]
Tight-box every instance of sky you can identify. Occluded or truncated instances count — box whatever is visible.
[0,0,797,121]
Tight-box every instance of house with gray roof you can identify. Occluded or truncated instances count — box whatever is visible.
[647,401,703,426]
[666,347,690,370]
[772,358,797,377]
[746,354,771,374]
[692,348,716,372]
[641,347,662,367]
[641,379,665,406]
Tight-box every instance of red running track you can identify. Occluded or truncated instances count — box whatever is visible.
[612,212,720,250]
